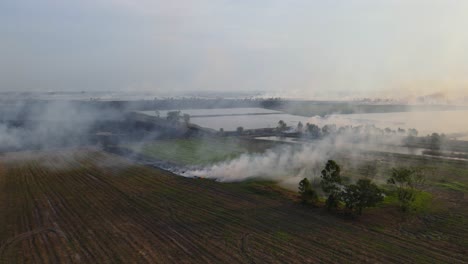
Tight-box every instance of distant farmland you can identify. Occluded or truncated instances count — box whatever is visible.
[0,149,467,263]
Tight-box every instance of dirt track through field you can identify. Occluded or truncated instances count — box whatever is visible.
[0,150,467,263]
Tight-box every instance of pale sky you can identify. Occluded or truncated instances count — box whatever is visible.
[1,0,467,98]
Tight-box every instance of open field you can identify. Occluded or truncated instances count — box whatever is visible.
[333,150,468,184]
[126,138,277,166]
[0,149,467,263]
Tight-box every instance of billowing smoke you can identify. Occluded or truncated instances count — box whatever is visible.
[184,144,327,183]
[184,130,406,185]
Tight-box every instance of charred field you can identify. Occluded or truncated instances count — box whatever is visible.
[0,148,467,263]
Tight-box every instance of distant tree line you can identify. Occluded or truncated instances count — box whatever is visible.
[291,121,451,152]
[292,122,419,140]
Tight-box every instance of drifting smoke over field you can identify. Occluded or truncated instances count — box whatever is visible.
[186,144,327,182]
[0,100,124,151]
[185,131,406,185]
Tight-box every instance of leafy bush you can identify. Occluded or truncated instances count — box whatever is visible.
[341,179,384,215]
[298,178,318,205]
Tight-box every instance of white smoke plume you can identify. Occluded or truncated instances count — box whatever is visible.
[184,131,405,184]
[185,144,325,182]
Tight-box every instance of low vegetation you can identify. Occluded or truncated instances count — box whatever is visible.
[387,167,426,211]
[298,178,318,204]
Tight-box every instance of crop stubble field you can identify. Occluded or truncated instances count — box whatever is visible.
[0,149,467,263]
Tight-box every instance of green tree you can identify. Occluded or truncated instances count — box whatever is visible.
[277,120,287,132]
[320,160,342,210]
[298,178,318,204]
[430,133,441,150]
[166,111,181,123]
[407,128,419,137]
[341,179,384,215]
[322,124,337,136]
[236,126,244,135]
[306,123,321,138]
[387,167,425,212]
[297,121,304,133]
[183,114,190,125]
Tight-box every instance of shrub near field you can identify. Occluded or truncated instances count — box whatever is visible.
[127,137,277,165]
[0,150,467,263]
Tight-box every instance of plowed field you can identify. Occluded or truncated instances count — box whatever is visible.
[0,149,466,263]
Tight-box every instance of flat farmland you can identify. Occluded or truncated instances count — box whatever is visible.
[0,149,467,263]
[126,138,277,166]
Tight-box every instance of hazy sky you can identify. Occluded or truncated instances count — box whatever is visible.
[1,0,467,98]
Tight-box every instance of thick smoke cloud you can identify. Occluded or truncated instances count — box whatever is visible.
[184,130,407,186]
[185,144,328,182]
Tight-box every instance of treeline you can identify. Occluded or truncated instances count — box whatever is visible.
[405,132,448,151]
[277,120,419,139]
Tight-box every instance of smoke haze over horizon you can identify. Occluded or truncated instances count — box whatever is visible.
[1,1,468,100]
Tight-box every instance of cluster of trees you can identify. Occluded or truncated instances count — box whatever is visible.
[277,120,287,132]
[404,132,448,150]
[427,132,447,151]
[165,111,191,126]
[299,160,383,215]
[298,160,426,216]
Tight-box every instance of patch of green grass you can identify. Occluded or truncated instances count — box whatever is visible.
[382,189,434,214]
[410,191,433,214]
[436,181,468,193]
[382,192,399,206]
[127,138,265,165]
